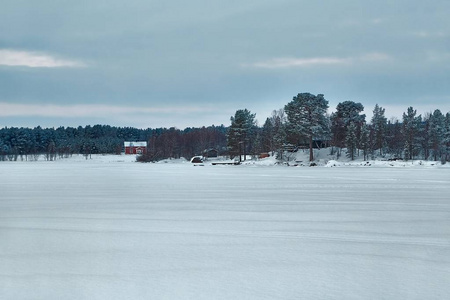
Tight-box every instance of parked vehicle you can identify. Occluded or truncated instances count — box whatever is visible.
[190,156,204,164]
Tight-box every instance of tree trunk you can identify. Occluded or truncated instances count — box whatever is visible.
[309,136,313,161]
[239,142,242,162]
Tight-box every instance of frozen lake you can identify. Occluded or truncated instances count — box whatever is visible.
[1,156,450,299]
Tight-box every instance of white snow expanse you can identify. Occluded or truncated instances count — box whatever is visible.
[1,154,450,299]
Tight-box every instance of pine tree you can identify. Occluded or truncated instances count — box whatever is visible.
[422,113,432,160]
[441,112,450,162]
[346,122,358,160]
[270,109,287,159]
[226,109,256,161]
[385,118,403,158]
[371,104,387,156]
[0,139,7,161]
[284,93,329,161]
[252,131,264,157]
[428,109,446,161]
[404,140,411,161]
[330,101,366,153]
[402,107,423,160]
[359,124,371,160]
[261,118,274,153]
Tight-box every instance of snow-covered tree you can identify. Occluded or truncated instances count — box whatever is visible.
[428,109,446,161]
[261,118,274,153]
[270,109,287,159]
[385,118,403,158]
[402,107,423,160]
[422,112,432,160]
[0,139,8,161]
[261,109,286,156]
[371,104,387,156]
[444,112,450,162]
[252,130,264,157]
[346,122,358,160]
[359,124,371,160]
[284,93,329,161]
[403,139,411,161]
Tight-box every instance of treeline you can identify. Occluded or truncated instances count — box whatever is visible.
[2,93,450,163]
[227,93,450,163]
[0,125,227,161]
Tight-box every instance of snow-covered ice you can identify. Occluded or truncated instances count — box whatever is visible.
[1,155,450,299]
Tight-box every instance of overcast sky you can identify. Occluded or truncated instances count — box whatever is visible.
[1,0,449,129]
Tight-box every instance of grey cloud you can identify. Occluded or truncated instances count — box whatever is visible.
[1,0,450,128]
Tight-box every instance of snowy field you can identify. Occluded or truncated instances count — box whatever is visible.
[1,155,450,300]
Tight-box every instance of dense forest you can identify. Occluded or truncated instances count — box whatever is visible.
[0,125,228,161]
[1,93,449,163]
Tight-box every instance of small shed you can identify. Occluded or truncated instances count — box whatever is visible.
[124,141,147,154]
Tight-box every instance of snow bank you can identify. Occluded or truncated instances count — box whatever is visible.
[157,157,189,164]
[325,159,447,168]
[8,151,449,169]
[239,155,279,166]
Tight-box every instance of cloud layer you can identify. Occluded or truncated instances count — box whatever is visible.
[0,102,213,118]
[246,53,391,69]
[0,49,85,68]
[0,1,449,128]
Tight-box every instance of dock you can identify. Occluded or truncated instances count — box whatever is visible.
[211,161,240,165]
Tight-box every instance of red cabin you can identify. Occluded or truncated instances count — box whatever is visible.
[124,141,147,155]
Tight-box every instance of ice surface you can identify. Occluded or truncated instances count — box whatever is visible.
[1,155,450,299]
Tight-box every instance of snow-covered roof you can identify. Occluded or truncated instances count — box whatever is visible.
[124,141,147,147]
